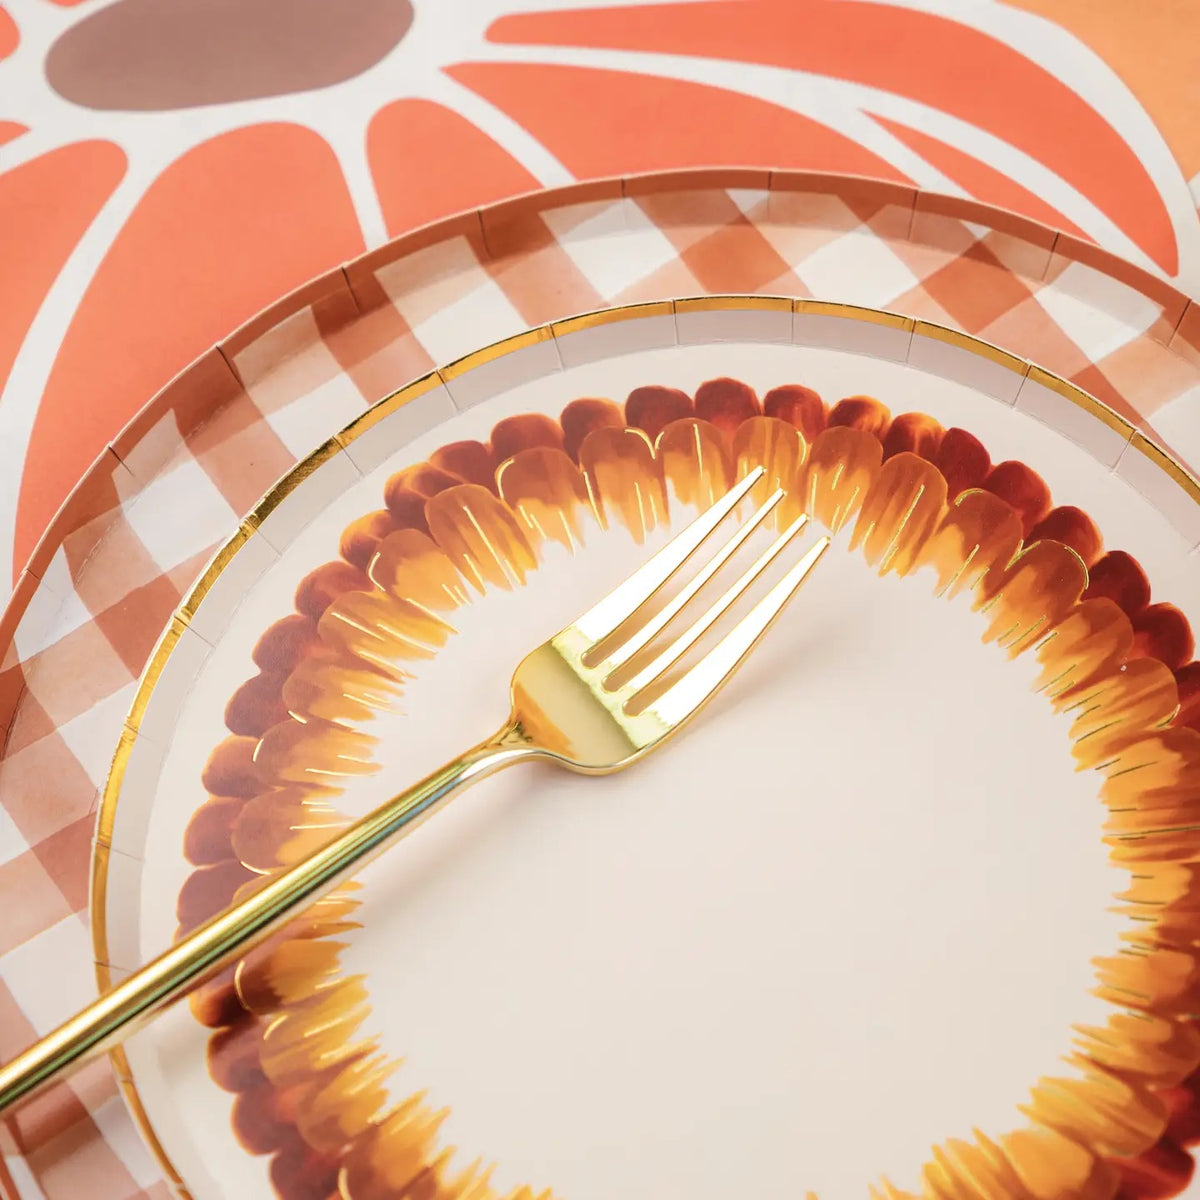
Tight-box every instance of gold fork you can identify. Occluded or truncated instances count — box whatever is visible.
[0,466,829,1113]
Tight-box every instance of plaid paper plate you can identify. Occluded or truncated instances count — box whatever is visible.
[2,169,1200,1200]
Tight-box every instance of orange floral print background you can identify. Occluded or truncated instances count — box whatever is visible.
[2,0,1200,595]
[173,376,1200,1200]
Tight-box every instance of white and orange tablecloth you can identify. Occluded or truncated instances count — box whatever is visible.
[3,0,1200,589]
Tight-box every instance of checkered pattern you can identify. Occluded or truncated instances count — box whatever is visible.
[2,173,1199,1199]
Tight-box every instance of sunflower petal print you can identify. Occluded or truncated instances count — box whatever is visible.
[1,0,1199,593]
[482,0,1188,271]
[163,378,1200,1200]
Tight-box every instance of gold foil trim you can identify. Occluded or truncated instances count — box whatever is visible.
[795,300,915,331]
[177,525,252,627]
[551,300,674,337]
[912,319,1030,374]
[438,323,554,382]
[243,436,346,532]
[335,371,446,447]
[1130,432,1200,507]
[1025,366,1135,439]
[675,294,793,314]
[125,617,186,734]
[94,725,136,849]
[90,839,112,976]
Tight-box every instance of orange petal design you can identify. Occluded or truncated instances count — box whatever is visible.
[1091,943,1198,1014]
[0,5,15,59]
[235,938,347,1014]
[19,124,364,577]
[800,425,883,535]
[1064,656,1178,726]
[763,384,826,443]
[369,528,470,612]
[1116,864,1200,941]
[561,396,625,461]
[319,589,451,676]
[873,115,1089,241]
[231,786,349,873]
[491,412,565,461]
[182,796,241,865]
[497,446,593,552]
[296,561,372,622]
[385,463,468,534]
[1130,603,1195,671]
[1108,827,1200,867]
[578,425,665,543]
[340,510,400,573]
[829,395,891,439]
[259,981,374,1088]
[625,385,693,440]
[694,377,761,439]
[449,61,909,186]
[850,451,948,576]
[656,417,734,512]
[732,415,807,525]
[867,1181,918,1200]
[976,541,1088,655]
[883,412,944,463]
[282,657,405,728]
[254,718,379,786]
[1023,1060,1167,1157]
[0,140,126,443]
[426,483,538,592]
[1029,506,1103,569]
[1073,1012,1200,1087]
[294,1051,398,1157]
[918,1155,960,1200]
[445,1161,501,1200]
[368,98,540,237]
[1000,1126,1113,1200]
[984,461,1052,538]
[1103,807,1200,842]
[485,1,1176,271]
[1071,660,1181,770]
[1036,599,1133,702]
[1099,727,1200,814]
[338,1092,450,1200]
[920,489,1023,599]
[923,1133,1027,1199]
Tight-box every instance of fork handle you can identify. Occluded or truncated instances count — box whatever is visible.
[0,724,540,1114]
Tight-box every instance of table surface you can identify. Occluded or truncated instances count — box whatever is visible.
[1,0,1199,591]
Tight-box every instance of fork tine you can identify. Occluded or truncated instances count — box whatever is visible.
[640,534,830,727]
[622,511,811,698]
[573,466,766,645]
[601,487,786,676]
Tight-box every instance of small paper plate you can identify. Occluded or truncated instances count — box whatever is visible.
[92,298,1200,1200]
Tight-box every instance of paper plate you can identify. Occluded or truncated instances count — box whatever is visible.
[90,298,1200,1200]
[6,168,1200,1200]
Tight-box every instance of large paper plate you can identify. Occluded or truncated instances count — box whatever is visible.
[92,298,1200,1200]
[9,172,1200,1200]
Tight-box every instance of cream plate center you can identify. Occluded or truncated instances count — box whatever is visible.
[336,522,1121,1200]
